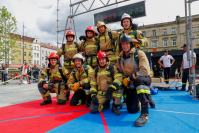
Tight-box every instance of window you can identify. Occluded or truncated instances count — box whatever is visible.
[152,30,156,37]
[171,27,176,34]
[172,38,177,46]
[163,29,167,36]
[24,52,26,56]
[142,31,146,37]
[37,53,39,57]
[163,39,168,47]
[151,40,158,48]
[29,52,32,57]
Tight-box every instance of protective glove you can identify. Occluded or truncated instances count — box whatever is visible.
[79,36,86,42]
[38,80,47,88]
[71,82,80,92]
[122,77,130,87]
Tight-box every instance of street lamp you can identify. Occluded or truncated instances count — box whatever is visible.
[184,0,199,99]
[22,23,25,64]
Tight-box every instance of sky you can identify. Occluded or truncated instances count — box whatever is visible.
[0,0,199,47]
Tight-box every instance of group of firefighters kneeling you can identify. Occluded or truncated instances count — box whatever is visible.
[37,13,155,127]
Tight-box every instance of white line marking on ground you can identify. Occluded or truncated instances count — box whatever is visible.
[152,109,199,116]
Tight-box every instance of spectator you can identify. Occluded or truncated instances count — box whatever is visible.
[19,62,31,84]
[181,44,197,92]
[1,64,4,82]
[158,50,175,84]
[3,64,9,84]
[32,64,40,82]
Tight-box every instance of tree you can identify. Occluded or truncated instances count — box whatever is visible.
[0,6,17,64]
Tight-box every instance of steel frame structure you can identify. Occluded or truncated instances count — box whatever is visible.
[57,0,131,45]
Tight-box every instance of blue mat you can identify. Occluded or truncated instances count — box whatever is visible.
[48,91,199,133]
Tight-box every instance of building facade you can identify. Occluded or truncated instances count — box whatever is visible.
[40,43,57,67]
[139,14,199,75]
[32,39,41,66]
[10,34,34,68]
[139,14,199,52]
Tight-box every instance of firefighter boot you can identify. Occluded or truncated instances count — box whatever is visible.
[149,101,155,108]
[40,100,52,106]
[66,91,70,101]
[90,95,99,114]
[57,99,66,105]
[111,104,121,116]
[134,114,148,127]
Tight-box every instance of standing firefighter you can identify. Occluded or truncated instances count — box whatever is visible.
[90,51,123,115]
[38,52,69,106]
[120,13,147,50]
[117,34,153,127]
[67,53,94,106]
[79,26,98,67]
[57,30,79,71]
[96,21,119,64]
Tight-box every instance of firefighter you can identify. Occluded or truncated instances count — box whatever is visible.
[57,30,79,71]
[38,52,70,106]
[96,21,119,64]
[119,13,147,50]
[79,26,98,68]
[116,34,152,127]
[67,53,95,106]
[89,51,123,115]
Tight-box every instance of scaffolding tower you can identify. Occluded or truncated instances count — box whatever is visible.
[56,0,131,47]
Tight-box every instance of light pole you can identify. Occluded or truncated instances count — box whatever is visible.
[22,23,25,64]
[185,0,199,99]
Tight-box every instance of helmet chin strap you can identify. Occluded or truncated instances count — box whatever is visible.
[99,63,107,68]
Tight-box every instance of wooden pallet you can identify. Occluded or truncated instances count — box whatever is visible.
[151,82,180,90]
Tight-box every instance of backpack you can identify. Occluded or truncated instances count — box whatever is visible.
[72,64,89,82]
[118,48,139,71]
[97,31,116,52]
[82,37,100,52]
[94,64,114,80]
[46,63,67,82]
[62,42,79,55]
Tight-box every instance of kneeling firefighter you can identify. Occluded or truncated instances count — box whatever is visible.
[38,52,70,106]
[116,34,153,126]
[67,53,95,106]
[90,51,123,115]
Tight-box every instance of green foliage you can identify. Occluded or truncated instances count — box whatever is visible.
[0,6,17,63]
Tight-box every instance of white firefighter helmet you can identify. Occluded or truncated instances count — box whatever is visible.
[73,53,85,62]
[121,13,132,27]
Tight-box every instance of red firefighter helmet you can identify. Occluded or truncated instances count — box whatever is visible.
[65,30,75,37]
[97,51,107,59]
[85,26,98,36]
[48,52,59,60]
